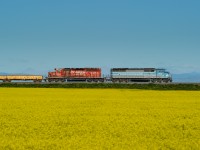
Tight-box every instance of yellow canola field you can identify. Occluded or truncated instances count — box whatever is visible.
[0,88,200,149]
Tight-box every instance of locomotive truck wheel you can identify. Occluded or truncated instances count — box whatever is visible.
[100,79,104,82]
[87,79,92,82]
[3,80,11,83]
[112,79,117,83]
[165,79,170,83]
[34,80,41,83]
[122,79,128,83]
[151,79,155,83]
[153,79,158,83]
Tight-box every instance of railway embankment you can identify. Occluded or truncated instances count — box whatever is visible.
[0,83,200,90]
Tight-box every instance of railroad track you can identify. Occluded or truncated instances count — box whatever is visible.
[0,82,200,85]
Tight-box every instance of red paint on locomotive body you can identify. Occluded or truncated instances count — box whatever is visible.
[48,68,101,78]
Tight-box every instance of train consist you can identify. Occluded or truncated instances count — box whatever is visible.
[0,67,172,83]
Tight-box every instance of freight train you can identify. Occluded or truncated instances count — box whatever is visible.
[0,67,172,83]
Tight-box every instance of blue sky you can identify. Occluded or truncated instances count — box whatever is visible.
[0,0,200,75]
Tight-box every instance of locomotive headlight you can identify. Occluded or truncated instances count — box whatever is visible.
[165,73,169,77]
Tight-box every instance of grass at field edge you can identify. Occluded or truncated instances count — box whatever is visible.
[0,83,200,90]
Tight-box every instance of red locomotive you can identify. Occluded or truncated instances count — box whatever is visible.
[47,68,104,82]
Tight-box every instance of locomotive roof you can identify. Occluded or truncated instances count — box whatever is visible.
[111,68,155,70]
[55,68,101,70]
[111,68,166,72]
[111,68,166,70]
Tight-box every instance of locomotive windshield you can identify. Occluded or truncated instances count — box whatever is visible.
[156,69,166,72]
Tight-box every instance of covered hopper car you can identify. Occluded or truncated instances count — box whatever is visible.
[0,75,43,82]
[47,68,104,82]
[111,68,172,83]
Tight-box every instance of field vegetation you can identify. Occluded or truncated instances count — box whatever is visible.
[1,83,200,90]
[0,88,200,149]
